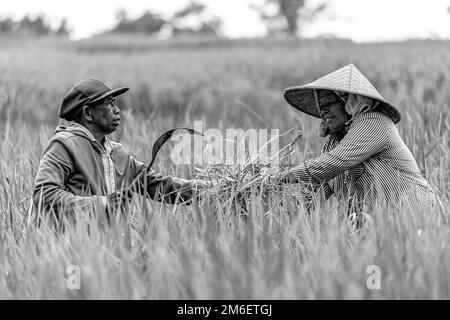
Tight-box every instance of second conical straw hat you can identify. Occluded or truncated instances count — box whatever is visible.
[284,63,401,124]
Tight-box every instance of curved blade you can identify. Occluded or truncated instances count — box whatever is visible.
[129,127,203,191]
[147,127,203,169]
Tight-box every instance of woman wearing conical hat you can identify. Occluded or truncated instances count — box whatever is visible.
[276,64,441,214]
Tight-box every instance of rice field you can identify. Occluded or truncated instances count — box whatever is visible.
[0,35,449,299]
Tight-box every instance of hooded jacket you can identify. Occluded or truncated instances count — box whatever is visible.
[33,123,195,217]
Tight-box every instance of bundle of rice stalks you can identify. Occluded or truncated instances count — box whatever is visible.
[195,163,278,217]
[131,126,304,217]
[195,129,303,217]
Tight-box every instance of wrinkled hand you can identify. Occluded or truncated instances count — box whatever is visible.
[259,167,285,185]
[261,169,295,185]
[191,179,215,203]
[107,188,133,213]
[192,179,215,190]
[259,167,277,177]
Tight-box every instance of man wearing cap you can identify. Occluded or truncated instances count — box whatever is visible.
[33,79,205,223]
[275,64,441,215]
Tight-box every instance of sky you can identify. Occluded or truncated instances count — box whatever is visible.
[1,0,450,42]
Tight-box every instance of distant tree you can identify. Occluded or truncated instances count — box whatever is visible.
[251,0,327,37]
[108,2,222,37]
[115,8,129,23]
[111,11,166,34]
[170,0,222,36]
[17,14,52,35]
[198,16,222,35]
[172,1,206,19]
[0,14,68,36]
[0,17,14,33]
[56,18,70,36]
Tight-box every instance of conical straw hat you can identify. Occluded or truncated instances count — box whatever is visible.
[284,63,401,124]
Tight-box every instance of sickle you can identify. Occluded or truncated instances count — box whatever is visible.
[128,127,203,191]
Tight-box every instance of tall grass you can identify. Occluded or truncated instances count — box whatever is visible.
[0,36,449,299]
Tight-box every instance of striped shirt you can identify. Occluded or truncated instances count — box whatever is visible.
[285,111,439,211]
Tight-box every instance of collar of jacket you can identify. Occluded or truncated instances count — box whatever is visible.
[53,122,113,155]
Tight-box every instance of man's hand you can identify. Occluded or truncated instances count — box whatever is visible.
[190,179,215,204]
[107,188,133,213]
[192,179,215,190]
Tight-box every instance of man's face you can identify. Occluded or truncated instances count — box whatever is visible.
[319,92,347,132]
[89,96,121,135]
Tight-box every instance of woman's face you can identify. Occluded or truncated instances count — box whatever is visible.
[319,92,347,132]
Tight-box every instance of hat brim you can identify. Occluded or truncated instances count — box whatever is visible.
[89,87,129,105]
[284,86,401,124]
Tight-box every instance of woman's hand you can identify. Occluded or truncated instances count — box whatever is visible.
[259,167,295,185]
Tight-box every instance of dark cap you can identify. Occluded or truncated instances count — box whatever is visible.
[59,79,129,121]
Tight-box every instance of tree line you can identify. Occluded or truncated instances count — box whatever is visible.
[111,2,222,37]
[0,15,69,36]
[111,0,328,38]
[0,0,327,38]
